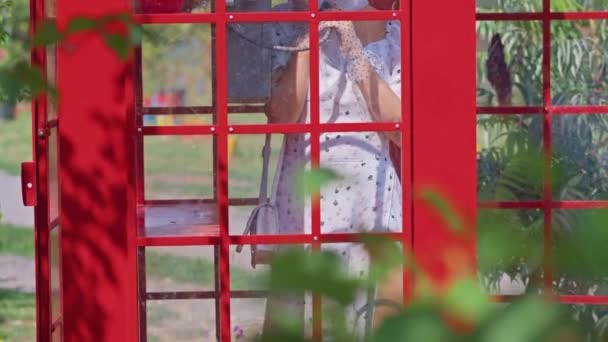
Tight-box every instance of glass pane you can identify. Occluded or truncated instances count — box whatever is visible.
[142,201,218,238]
[476,0,541,12]
[231,296,313,340]
[135,0,212,13]
[46,46,57,121]
[319,242,404,338]
[143,136,214,200]
[229,245,270,291]
[50,226,61,321]
[229,112,268,125]
[478,209,543,295]
[551,0,608,11]
[49,127,59,222]
[567,305,608,340]
[142,24,213,111]
[52,325,62,341]
[228,133,311,236]
[552,115,608,200]
[551,20,608,105]
[142,114,209,126]
[146,300,216,341]
[477,21,543,106]
[228,134,283,198]
[477,115,543,201]
[320,131,402,234]
[321,0,395,11]
[318,20,401,124]
[226,21,309,124]
[144,246,216,293]
[552,209,608,296]
[231,298,267,340]
[45,0,56,17]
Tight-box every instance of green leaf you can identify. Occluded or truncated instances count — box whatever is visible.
[33,20,63,47]
[441,278,493,324]
[359,235,405,284]
[295,168,339,199]
[103,33,131,60]
[477,298,567,342]
[372,307,451,342]
[66,16,99,33]
[269,248,361,305]
[128,24,143,45]
[418,188,465,233]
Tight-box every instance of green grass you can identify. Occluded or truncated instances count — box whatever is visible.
[146,251,267,290]
[0,113,31,176]
[0,224,35,258]
[0,111,279,199]
[0,290,36,341]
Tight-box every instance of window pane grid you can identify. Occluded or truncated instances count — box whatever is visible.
[134,5,409,342]
[476,0,608,307]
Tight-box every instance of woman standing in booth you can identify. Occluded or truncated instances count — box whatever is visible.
[262,0,403,337]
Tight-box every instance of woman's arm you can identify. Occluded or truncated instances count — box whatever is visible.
[265,50,310,124]
[355,72,402,147]
[325,20,402,146]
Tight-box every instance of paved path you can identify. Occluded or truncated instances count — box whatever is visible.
[0,255,35,293]
[0,171,34,227]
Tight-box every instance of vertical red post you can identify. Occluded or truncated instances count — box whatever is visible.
[56,0,136,340]
[411,0,477,289]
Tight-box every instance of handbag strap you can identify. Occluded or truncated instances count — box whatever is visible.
[236,133,273,253]
[259,133,272,202]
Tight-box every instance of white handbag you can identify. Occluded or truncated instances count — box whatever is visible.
[236,133,285,268]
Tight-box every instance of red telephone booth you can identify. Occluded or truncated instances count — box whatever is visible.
[25,0,478,340]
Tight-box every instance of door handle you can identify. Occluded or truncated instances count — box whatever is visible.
[21,161,37,207]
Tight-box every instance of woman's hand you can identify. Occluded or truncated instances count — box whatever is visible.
[320,21,374,82]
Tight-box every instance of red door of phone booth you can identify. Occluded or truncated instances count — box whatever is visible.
[28,0,476,341]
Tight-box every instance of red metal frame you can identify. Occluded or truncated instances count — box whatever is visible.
[29,0,481,340]
[476,3,608,306]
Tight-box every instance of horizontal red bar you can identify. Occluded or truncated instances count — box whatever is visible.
[229,231,403,245]
[478,201,542,209]
[227,11,309,22]
[140,122,401,135]
[229,122,401,134]
[551,201,608,209]
[479,201,608,209]
[137,235,220,246]
[476,12,543,21]
[146,290,269,301]
[137,231,405,247]
[143,198,259,206]
[135,12,217,24]
[557,295,608,304]
[490,294,608,305]
[141,105,265,115]
[316,10,401,21]
[140,125,214,135]
[135,9,402,24]
[550,11,608,20]
[476,12,608,21]
[476,106,544,115]
[551,105,608,114]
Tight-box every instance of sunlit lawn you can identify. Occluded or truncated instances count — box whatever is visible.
[0,112,281,199]
[0,113,32,176]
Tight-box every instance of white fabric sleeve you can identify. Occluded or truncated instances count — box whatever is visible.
[386,20,402,98]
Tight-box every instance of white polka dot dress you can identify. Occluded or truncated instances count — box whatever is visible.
[264,20,403,338]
